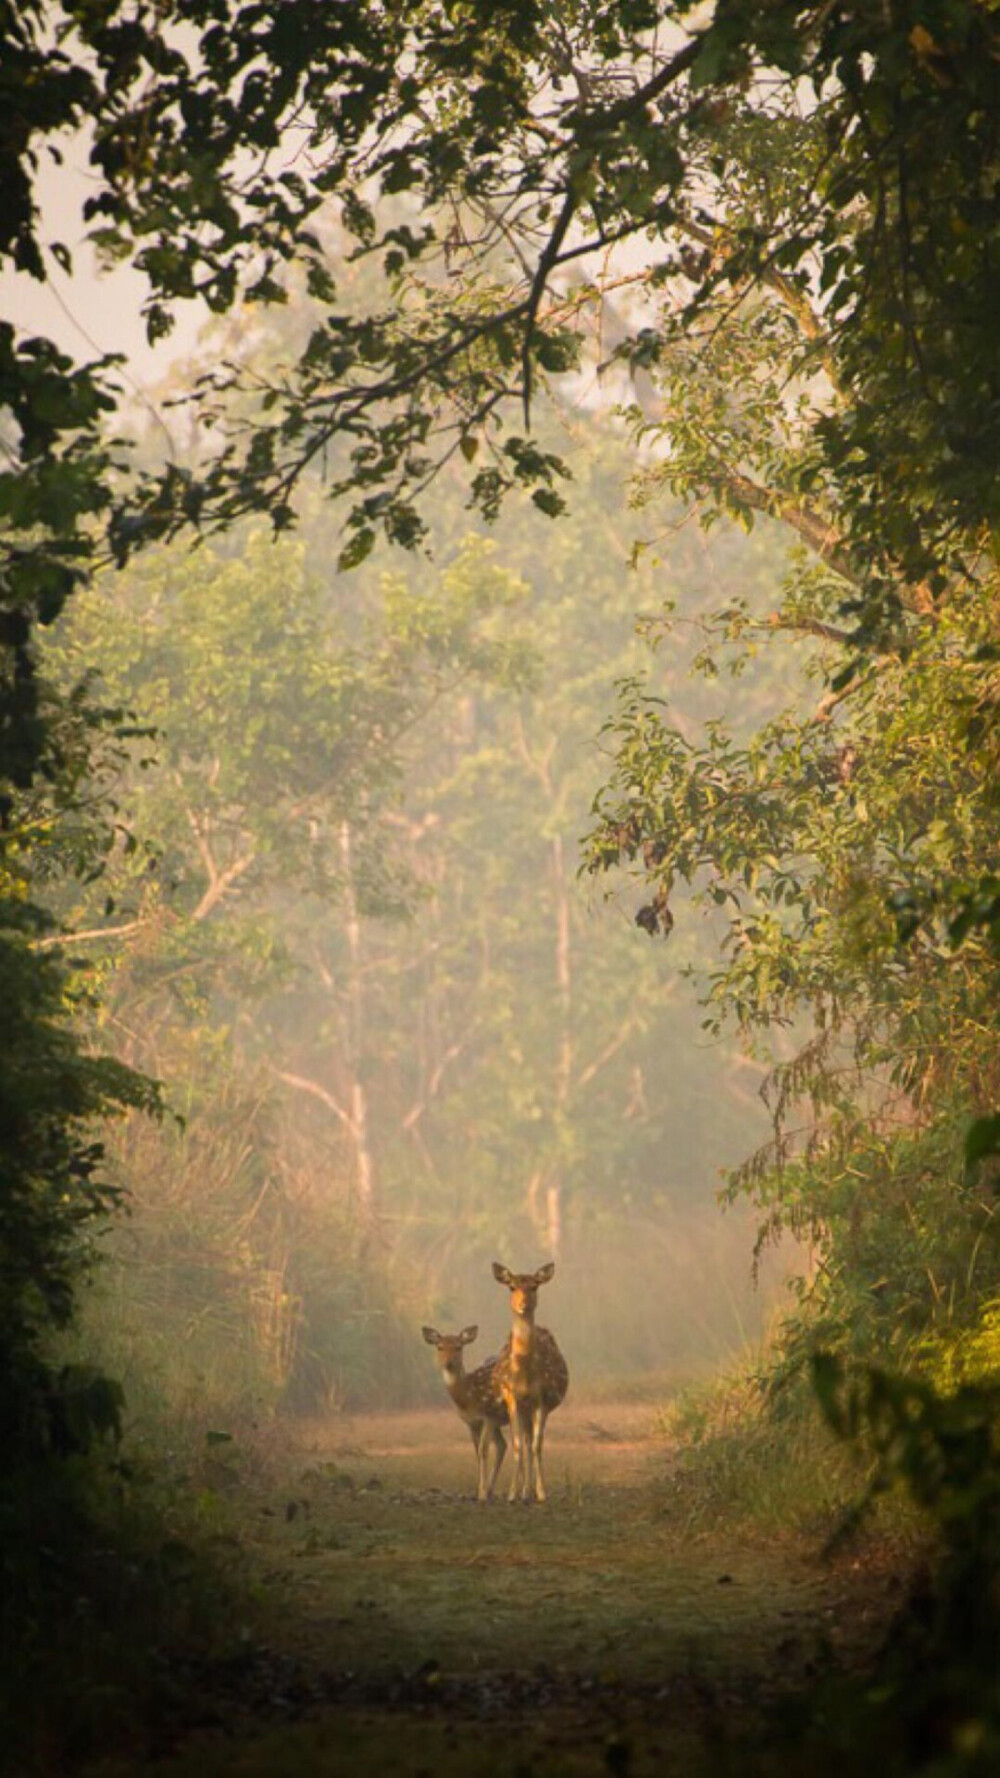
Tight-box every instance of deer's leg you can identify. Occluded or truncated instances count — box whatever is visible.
[474,1421,493,1503]
[518,1402,535,1503]
[485,1425,506,1500]
[506,1401,524,1503]
[531,1403,548,1503]
[468,1419,485,1500]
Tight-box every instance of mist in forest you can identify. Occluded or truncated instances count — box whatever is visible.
[46,343,805,1425]
[0,169,808,1419]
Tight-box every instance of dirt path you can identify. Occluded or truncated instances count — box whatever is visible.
[91,1402,902,1777]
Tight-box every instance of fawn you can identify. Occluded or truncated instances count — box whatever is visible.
[491,1261,569,1503]
[421,1323,509,1502]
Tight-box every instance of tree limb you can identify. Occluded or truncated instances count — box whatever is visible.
[711,462,860,586]
[272,1068,354,1131]
[575,1017,641,1091]
[522,35,703,426]
[31,920,145,951]
[190,850,256,921]
[402,1034,473,1130]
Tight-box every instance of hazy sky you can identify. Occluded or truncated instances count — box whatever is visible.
[2,153,201,386]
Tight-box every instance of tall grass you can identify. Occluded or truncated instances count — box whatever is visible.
[654,1349,921,1542]
[74,1100,438,1444]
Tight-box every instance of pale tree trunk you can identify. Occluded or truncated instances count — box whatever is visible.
[340,819,376,1224]
[547,830,572,1260]
[545,1178,563,1261]
[515,717,574,1262]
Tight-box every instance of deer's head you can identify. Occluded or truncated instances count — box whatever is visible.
[491,1260,555,1317]
[422,1323,478,1379]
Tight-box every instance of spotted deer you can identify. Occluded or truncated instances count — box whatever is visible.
[491,1261,569,1503]
[421,1324,509,1502]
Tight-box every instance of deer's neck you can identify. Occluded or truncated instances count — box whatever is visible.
[442,1361,471,1407]
[510,1308,536,1354]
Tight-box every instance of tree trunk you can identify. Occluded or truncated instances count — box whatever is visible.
[340,820,376,1223]
[548,830,572,1259]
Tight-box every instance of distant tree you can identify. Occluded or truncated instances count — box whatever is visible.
[48,524,533,1199]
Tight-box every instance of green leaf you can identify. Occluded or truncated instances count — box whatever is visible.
[531,487,566,518]
[338,527,376,571]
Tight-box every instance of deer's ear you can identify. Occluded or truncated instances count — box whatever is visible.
[421,1326,440,1345]
[535,1262,555,1285]
[492,1261,513,1285]
[460,1324,478,1344]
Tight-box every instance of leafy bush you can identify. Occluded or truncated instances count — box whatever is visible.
[655,1354,876,1537]
[0,920,160,1462]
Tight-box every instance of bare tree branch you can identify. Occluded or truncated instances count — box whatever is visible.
[402,1033,474,1131]
[31,920,145,951]
[190,850,255,922]
[273,1068,354,1131]
[575,1016,641,1092]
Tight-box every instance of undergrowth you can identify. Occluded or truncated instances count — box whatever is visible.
[656,1355,920,1543]
[658,1296,1000,1546]
[0,1411,273,1776]
[66,1227,440,1444]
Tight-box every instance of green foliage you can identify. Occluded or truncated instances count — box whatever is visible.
[5,2,998,781]
[34,520,543,1409]
[656,1358,874,1536]
[578,77,1000,1372]
[0,647,163,1480]
[563,70,1000,1761]
[72,1075,438,1420]
[587,571,1000,1346]
[790,1352,1000,1775]
[0,906,161,1459]
[814,1353,1000,1563]
[925,1301,1000,1395]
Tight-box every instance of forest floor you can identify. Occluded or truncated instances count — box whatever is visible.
[83,1400,908,1778]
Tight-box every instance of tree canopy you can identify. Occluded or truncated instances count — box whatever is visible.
[4,1,999,712]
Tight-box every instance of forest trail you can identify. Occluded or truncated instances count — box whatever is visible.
[92,1402,902,1777]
